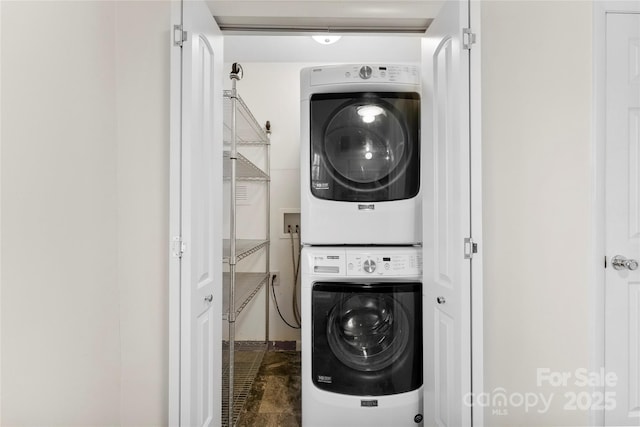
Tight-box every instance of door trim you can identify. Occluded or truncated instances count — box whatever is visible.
[168,0,182,425]
[592,2,640,426]
[469,1,484,425]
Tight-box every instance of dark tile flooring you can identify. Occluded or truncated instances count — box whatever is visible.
[236,351,302,427]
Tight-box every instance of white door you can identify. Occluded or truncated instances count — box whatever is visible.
[169,0,224,426]
[422,0,473,426]
[605,11,640,427]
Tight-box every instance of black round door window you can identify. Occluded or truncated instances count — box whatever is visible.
[326,293,410,372]
[323,101,408,185]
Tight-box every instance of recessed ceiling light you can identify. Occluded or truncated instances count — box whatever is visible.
[312,35,342,45]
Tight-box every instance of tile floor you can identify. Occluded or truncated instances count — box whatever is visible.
[236,351,302,427]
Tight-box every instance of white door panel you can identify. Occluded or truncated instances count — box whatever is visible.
[605,12,640,426]
[175,1,224,426]
[422,0,472,426]
[435,310,455,426]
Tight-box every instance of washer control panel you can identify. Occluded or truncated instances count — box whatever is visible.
[306,248,422,277]
[309,64,420,86]
[346,251,422,277]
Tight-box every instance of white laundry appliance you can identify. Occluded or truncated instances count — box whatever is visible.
[301,246,424,427]
[300,64,422,245]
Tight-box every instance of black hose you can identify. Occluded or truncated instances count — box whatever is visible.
[270,274,300,330]
[293,226,302,324]
[289,229,302,326]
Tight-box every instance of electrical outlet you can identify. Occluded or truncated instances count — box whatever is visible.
[271,271,280,286]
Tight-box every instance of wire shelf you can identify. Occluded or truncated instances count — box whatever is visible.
[223,151,269,181]
[222,272,269,319]
[223,90,269,146]
[223,239,269,263]
[221,341,267,427]
[223,70,271,427]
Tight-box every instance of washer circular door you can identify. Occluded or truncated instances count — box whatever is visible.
[311,282,422,396]
[310,92,420,202]
[326,292,410,372]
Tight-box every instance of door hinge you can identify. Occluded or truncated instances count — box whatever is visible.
[604,255,607,269]
[171,236,185,258]
[463,28,477,50]
[464,237,478,259]
[173,24,188,47]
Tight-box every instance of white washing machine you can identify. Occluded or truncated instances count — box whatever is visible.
[300,64,422,245]
[301,246,424,427]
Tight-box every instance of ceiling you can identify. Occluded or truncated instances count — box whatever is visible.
[206,0,444,34]
[223,34,422,63]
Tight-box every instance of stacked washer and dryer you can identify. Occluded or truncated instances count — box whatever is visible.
[300,64,425,427]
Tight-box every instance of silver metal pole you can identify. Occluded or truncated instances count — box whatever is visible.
[265,121,271,349]
[228,62,242,427]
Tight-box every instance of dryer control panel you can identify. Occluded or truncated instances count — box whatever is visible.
[309,64,420,86]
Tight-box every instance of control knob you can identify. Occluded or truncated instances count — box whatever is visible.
[363,259,376,273]
[359,66,373,80]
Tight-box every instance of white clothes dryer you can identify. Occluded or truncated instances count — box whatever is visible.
[300,64,422,245]
[301,246,424,427]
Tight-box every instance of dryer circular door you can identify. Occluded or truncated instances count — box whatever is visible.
[309,92,420,202]
[311,281,422,396]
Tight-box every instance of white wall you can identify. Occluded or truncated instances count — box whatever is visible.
[1,1,171,425]
[481,1,593,425]
[115,2,171,425]
[1,2,120,424]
